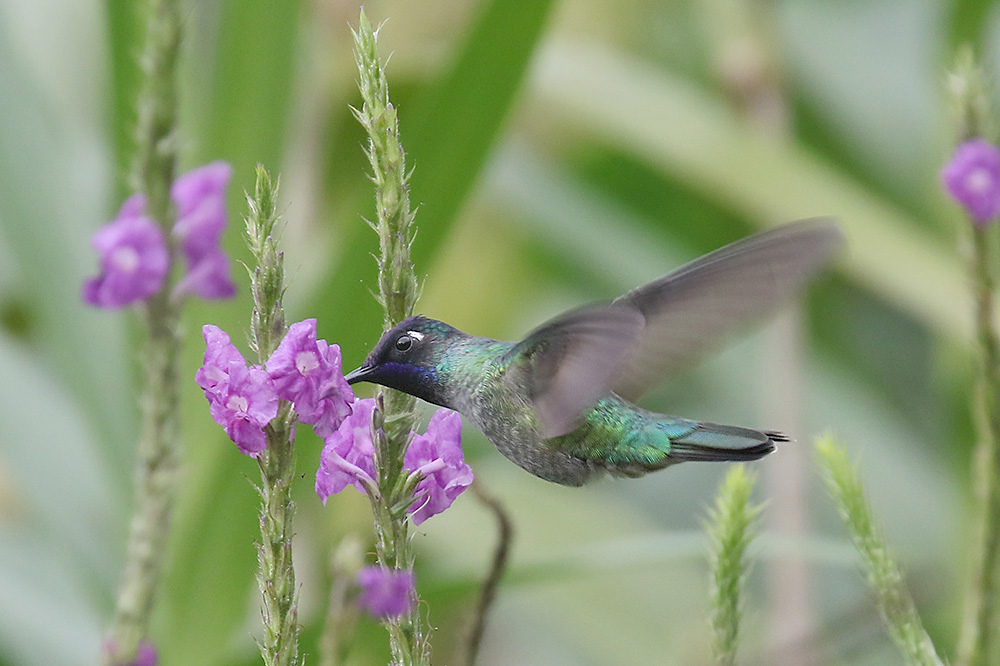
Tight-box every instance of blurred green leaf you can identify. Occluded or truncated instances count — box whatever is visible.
[0,531,103,666]
[104,0,143,198]
[527,39,975,344]
[945,0,996,52]
[307,0,555,364]
[0,333,121,592]
[203,0,303,170]
[405,0,556,270]
[0,11,134,485]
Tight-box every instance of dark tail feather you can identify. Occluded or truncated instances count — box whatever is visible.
[669,422,783,463]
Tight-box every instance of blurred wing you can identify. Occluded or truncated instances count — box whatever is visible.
[508,303,645,438]
[611,218,843,401]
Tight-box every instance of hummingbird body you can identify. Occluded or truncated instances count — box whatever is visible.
[402,327,779,485]
[345,220,841,486]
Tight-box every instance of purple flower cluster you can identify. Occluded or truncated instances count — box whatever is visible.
[942,139,1000,226]
[356,566,416,619]
[316,399,473,525]
[196,319,355,456]
[83,162,236,308]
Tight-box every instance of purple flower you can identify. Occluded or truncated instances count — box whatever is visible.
[173,247,236,300]
[316,398,376,499]
[310,340,355,438]
[172,162,231,248]
[81,200,168,308]
[195,325,244,400]
[171,161,236,299]
[196,324,278,456]
[101,639,158,666]
[316,402,472,523]
[356,566,416,619]
[266,319,354,437]
[404,409,473,525]
[942,139,1000,225]
[83,161,236,308]
[210,362,279,456]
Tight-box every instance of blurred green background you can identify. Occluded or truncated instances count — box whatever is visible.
[0,0,986,664]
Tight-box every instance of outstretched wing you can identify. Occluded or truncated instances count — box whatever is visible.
[507,303,644,438]
[611,218,843,401]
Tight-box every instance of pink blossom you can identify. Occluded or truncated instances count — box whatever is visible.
[81,203,168,308]
[356,566,415,618]
[942,139,1000,225]
[196,325,278,456]
[315,398,376,499]
[403,409,472,525]
[266,319,354,437]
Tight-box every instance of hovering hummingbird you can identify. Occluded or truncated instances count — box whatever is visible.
[344,220,842,486]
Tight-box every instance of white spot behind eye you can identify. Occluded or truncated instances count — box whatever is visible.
[407,331,425,341]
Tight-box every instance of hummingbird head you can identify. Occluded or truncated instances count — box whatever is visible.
[343,316,463,407]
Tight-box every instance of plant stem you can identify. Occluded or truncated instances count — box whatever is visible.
[457,482,513,666]
[706,464,760,666]
[319,536,364,666]
[816,435,944,666]
[944,50,1000,666]
[246,166,301,666]
[353,10,427,664]
[957,223,1000,666]
[256,406,300,666]
[105,0,181,662]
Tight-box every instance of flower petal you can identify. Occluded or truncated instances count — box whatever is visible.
[356,566,415,618]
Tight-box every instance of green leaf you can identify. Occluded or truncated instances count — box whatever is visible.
[202,0,304,170]
[104,0,144,198]
[404,0,556,270]
[306,0,555,362]
[527,40,976,343]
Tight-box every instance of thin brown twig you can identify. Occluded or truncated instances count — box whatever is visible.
[456,481,514,666]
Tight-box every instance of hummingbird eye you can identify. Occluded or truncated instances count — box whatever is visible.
[394,334,413,352]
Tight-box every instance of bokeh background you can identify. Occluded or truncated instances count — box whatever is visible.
[0,0,986,664]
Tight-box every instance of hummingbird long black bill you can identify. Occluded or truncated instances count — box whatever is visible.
[344,365,372,385]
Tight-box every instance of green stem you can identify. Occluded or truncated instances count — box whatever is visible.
[353,10,429,665]
[319,536,364,666]
[957,224,1000,666]
[246,166,300,666]
[816,435,943,666]
[706,464,760,666]
[256,406,301,666]
[104,0,181,662]
[369,395,428,665]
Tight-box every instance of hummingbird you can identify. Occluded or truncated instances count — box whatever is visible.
[344,219,842,486]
